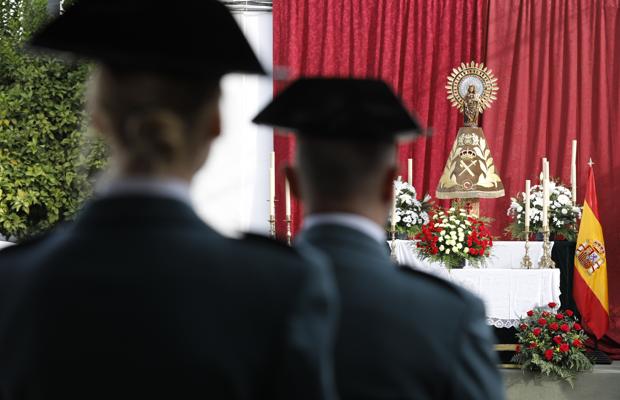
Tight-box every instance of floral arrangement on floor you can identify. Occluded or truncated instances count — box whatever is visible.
[506,179,581,240]
[414,206,493,269]
[511,302,593,386]
[389,180,432,237]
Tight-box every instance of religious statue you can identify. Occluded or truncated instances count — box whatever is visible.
[463,85,480,127]
[437,61,504,204]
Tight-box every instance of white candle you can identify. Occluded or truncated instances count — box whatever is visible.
[285,178,291,218]
[542,158,549,229]
[269,152,275,217]
[571,140,577,203]
[408,158,413,186]
[524,180,531,230]
[391,180,398,230]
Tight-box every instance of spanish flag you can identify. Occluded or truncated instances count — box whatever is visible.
[574,161,609,339]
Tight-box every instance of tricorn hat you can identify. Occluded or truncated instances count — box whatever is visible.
[28,0,265,77]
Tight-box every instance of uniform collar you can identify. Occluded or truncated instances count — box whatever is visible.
[96,176,192,205]
[303,212,387,245]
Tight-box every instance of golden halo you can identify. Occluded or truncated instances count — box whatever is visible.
[446,61,498,113]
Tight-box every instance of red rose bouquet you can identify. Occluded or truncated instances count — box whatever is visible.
[512,302,592,386]
[414,207,492,269]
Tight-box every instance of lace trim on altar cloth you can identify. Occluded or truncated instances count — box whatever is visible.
[487,318,521,328]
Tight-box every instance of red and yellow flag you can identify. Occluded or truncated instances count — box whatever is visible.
[573,162,609,339]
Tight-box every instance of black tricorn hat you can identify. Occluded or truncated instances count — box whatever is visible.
[253,78,424,141]
[28,0,265,77]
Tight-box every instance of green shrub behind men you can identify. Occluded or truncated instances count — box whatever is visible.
[0,0,107,241]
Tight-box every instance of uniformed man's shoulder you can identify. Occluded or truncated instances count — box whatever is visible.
[0,233,49,260]
[237,233,323,270]
[394,264,482,307]
[240,233,298,253]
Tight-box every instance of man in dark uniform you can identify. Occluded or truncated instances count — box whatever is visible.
[0,2,337,399]
[254,78,505,400]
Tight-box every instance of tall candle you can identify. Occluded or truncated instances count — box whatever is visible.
[285,178,291,218]
[408,158,413,186]
[269,152,275,217]
[524,180,531,230]
[390,176,401,231]
[542,158,549,229]
[571,140,577,203]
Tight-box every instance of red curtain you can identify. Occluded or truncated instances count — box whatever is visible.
[273,0,488,236]
[483,0,620,357]
[273,0,620,354]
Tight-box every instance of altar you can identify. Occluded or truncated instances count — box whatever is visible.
[391,240,561,328]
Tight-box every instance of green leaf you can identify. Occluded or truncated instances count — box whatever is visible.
[0,0,108,240]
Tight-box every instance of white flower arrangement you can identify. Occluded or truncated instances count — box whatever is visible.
[415,206,493,269]
[389,180,432,236]
[506,180,581,240]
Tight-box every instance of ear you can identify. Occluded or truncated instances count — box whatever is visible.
[382,165,398,204]
[208,104,222,139]
[90,111,110,139]
[283,164,303,201]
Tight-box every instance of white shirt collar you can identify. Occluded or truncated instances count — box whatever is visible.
[97,176,192,205]
[303,212,387,244]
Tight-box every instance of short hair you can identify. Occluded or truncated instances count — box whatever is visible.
[88,66,221,173]
[296,137,396,200]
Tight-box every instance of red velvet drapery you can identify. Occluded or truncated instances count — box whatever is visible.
[483,0,620,357]
[273,0,620,355]
[273,0,488,236]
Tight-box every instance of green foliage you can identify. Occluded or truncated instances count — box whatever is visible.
[0,0,107,241]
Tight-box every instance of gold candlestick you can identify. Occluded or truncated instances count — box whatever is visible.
[285,216,292,246]
[539,229,556,269]
[269,215,276,239]
[520,229,533,269]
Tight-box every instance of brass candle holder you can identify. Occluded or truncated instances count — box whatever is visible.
[539,228,556,269]
[520,229,533,269]
[269,215,276,239]
[285,216,292,246]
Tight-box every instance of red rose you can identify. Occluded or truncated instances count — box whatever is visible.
[533,327,542,336]
[566,310,574,317]
[515,344,521,353]
[573,323,582,331]
[538,318,547,326]
[527,310,534,317]
[555,313,564,320]
[528,342,537,349]
[519,323,528,331]
[548,302,557,308]
[573,339,583,347]
[553,335,562,344]
[560,323,570,332]
[542,311,550,317]
[549,322,559,331]
[545,349,554,360]
[559,343,570,353]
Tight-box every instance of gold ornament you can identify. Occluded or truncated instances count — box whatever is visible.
[437,61,504,200]
[446,61,498,127]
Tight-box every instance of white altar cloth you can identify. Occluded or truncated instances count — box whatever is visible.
[393,240,551,270]
[392,240,561,328]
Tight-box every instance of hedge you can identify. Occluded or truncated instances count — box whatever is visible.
[0,0,107,241]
